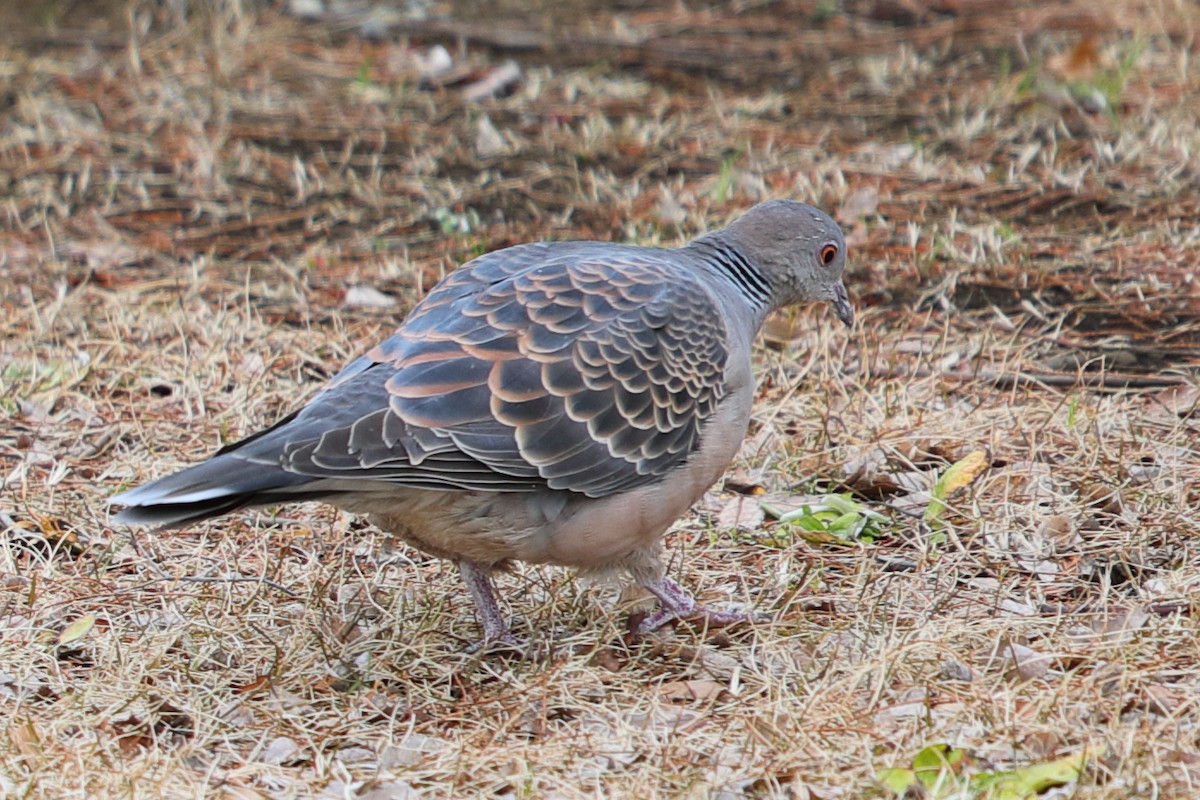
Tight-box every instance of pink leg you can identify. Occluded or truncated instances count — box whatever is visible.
[635,576,760,635]
[457,560,521,651]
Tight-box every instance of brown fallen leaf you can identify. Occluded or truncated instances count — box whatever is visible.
[9,718,41,767]
[1162,749,1200,766]
[667,644,745,681]
[1037,514,1077,550]
[106,694,194,755]
[1047,36,1102,82]
[588,646,627,673]
[379,733,448,770]
[716,496,764,533]
[1128,684,1193,717]
[258,736,301,765]
[1087,606,1151,643]
[1021,730,1063,758]
[659,679,727,703]
[840,446,900,495]
[1147,383,1200,417]
[722,471,765,495]
[625,706,703,733]
[1006,641,1055,682]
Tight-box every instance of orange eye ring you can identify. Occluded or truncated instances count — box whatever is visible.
[820,243,838,265]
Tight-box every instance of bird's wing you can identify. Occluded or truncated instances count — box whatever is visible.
[227,242,731,498]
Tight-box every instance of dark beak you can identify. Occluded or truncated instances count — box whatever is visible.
[832,281,854,327]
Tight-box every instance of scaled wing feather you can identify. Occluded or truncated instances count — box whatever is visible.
[222,243,730,498]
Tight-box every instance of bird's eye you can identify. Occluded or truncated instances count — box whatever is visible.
[819,243,839,265]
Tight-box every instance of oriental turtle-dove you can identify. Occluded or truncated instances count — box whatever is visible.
[111,200,853,648]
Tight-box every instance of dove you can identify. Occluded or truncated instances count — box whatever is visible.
[111,199,853,648]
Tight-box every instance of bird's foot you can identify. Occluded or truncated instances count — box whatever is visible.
[462,629,556,661]
[633,605,761,636]
[457,559,546,658]
[633,576,763,635]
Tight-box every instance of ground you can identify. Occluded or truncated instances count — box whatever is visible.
[1,1,1199,798]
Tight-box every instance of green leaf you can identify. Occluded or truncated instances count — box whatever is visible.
[877,745,1094,799]
[969,749,1091,799]
[877,743,967,796]
[875,767,915,794]
[913,743,967,789]
[763,494,887,545]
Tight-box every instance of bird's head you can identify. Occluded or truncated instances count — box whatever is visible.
[719,199,853,326]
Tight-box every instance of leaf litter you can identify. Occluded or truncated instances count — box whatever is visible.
[1,0,1199,797]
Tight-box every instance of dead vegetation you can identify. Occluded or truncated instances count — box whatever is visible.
[1,0,1199,797]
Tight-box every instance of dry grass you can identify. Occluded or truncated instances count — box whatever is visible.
[2,0,1199,797]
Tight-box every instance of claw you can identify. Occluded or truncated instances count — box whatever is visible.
[633,576,761,635]
[463,631,526,655]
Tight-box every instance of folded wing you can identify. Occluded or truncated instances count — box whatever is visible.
[111,242,731,525]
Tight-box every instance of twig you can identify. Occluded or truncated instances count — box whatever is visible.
[864,365,1188,390]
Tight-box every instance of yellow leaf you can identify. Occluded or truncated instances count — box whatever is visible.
[926,450,989,523]
[58,613,96,646]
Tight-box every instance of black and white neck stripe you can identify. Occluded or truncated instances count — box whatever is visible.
[690,236,772,310]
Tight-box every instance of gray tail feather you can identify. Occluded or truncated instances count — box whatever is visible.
[109,453,323,529]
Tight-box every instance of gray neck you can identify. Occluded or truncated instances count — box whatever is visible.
[687,233,772,313]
